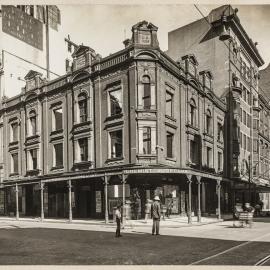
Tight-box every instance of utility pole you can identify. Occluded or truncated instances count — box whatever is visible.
[248,155,252,203]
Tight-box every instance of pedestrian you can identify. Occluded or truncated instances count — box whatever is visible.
[151,196,161,235]
[115,205,122,237]
[166,199,174,218]
[144,199,152,223]
[244,202,255,227]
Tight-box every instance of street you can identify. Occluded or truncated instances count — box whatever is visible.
[0,218,269,265]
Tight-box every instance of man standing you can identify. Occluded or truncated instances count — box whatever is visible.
[115,205,122,237]
[151,196,161,235]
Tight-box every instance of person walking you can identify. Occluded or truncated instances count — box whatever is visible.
[115,205,122,237]
[144,199,152,223]
[151,196,161,236]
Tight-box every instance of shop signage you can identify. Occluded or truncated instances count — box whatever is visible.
[126,168,181,174]
[95,191,102,213]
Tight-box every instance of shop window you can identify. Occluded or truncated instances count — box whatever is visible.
[166,91,173,117]
[109,89,122,116]
[190,140,198,164]
[189,99,196,126]
[53,108,63,131]
[217,123,223,141]
[11,153,19,174]
[109,130,123,159]
[142,76,151,110]
[54,143,63,167]
[11,123,18,142]
[218,152,222,171]
[78,138,88,162]
[78,93,88,123]
[206,109,212,134]
[206,147,212,168]
[166,132,173,158]
[30,149,38,170]
[143,127,151,154]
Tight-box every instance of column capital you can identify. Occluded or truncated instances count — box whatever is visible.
[195,175,201,184]
[216,179,221,188]
[186,174,192,183]
[120,173,127,184]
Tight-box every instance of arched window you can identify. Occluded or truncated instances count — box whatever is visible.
[29,110,37,136]
[206,109,212,134]
[189,99,196,126]
[78,93,88,123]
[142,75,151,110]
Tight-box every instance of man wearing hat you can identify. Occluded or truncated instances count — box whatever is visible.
[151,196,161,235]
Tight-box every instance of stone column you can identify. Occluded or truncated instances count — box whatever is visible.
[15,184,19,220]
[186,174,192,224]
[68,180,72,222]
[104,175,109,224]
[217,180,221,220]
[196,176,201,223]
[121,173,127,228]
[40,182,44,222]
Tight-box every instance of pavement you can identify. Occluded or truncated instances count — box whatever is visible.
[0,216,269,242]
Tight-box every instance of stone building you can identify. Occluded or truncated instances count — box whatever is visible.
[0,20,229,222]
[166,5,269,205]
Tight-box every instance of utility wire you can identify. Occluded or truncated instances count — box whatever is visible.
[3,50,60,77]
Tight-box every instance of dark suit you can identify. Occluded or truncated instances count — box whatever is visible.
[151,201,161,235]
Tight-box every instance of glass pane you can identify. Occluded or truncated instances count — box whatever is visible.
[110,89,122,116]
[54,108,63,130]
[166,92,173,117]
[143,83,151,109]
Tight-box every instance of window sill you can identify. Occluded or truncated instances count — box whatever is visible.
[26,134,39,140]
[105,157,124,163]
[166,157,176,162]
[165,115,176,122]
[73,120,91,128]
[105,114,123,122]
[9,141,19,146]
[186,124,199,131]
[50,129,63,136]
[51,166,64,171]
[203,132,213,138]
[9,173,19,177]
[26,169,40,176]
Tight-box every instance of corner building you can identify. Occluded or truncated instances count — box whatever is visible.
[0,21,229,222]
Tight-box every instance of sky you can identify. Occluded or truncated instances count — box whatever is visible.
[60,4,270,69]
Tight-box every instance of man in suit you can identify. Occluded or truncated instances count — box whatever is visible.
[151,196,161,235]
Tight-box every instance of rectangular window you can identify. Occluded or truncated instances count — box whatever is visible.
[110,130,123,159]
[243,111,247,126]
[217,123,222,141]
[218,152,222,171]
[109,89,122,116]
[247,90,251,105]
[244,134,247,150]
[240,132,242,147]
[190,140,198,164]
[30,149,38,170]
[54,143,63,167]
[12,153,19,174]
[78,138,88,162]
[166,132,173,158]
[78,99,87,123]
[30,116,36,136]
[206,147,212,167]
[11,123,18,142]
[53,108,63,131]
[243,87,247,102]
[166,91,173,117]
[240,108,242,122]
[142,83,151,109]
[143,127,151,154]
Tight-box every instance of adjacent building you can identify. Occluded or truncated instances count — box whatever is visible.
[167,5,270,206]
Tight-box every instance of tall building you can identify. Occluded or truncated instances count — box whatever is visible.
[0,5,69,100]
[167,5,269,204]
[0,20,229,222]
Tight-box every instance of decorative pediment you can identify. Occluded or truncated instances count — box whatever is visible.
[24,70,42,80]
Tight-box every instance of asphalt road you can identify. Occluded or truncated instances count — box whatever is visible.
[0,223,269,265]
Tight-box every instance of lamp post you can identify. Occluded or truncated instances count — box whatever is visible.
[248,155,252,203]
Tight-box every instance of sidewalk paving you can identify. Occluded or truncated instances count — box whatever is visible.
[0,215,222,228]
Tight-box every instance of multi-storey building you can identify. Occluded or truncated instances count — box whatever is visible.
[0,5,69,100]
[0,20,229,222]
[166,5,268,205]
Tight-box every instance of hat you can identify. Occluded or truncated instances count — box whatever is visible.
[154,196,160,201]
